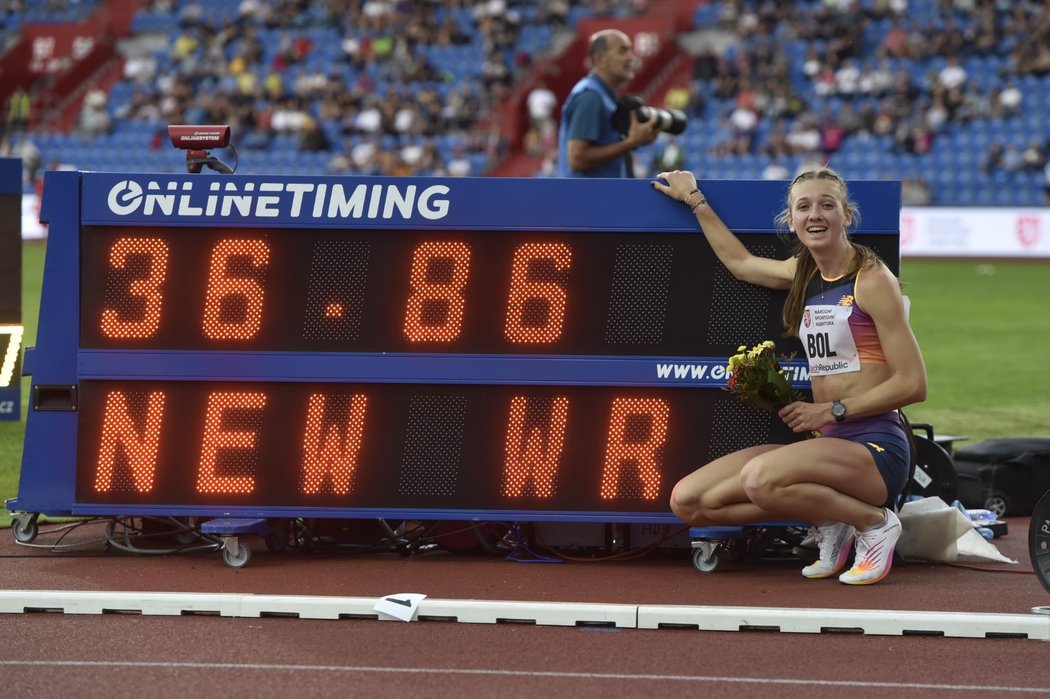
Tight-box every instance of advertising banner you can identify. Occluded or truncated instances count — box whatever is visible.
[901,207,1049,259]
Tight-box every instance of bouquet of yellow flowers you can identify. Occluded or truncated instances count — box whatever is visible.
[726,340,805,412]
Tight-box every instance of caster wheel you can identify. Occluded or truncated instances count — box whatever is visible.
[692,544,721,573]
[13,513,39,544]
[222,542,251,569]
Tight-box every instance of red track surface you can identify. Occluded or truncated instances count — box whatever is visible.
[2,516,1048,698]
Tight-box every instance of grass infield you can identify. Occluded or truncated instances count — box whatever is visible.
[1,242,1047,526]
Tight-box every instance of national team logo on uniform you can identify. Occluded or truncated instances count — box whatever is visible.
[803,309,811,328]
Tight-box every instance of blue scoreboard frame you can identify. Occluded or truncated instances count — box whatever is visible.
[7,172,900,525]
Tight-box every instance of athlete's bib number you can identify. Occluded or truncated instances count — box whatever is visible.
[799,304,860,376]
[807,332,836,358]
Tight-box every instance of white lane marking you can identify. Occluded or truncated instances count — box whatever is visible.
[2,591,1048,638]
[0,660,1046,693]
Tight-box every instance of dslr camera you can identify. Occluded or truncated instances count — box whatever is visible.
[611,95,687,136]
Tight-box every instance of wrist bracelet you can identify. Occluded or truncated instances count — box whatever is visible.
[683,189,699,205]
[690,197,707,212]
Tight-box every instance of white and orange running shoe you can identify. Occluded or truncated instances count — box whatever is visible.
[801,521,855,579]
[838,508,902,585]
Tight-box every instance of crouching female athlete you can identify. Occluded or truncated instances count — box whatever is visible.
[651,167,927,585]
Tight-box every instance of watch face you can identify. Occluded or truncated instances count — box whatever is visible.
[832,402,846,419]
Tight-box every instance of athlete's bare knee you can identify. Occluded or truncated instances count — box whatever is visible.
[739,454,778,507]
[672,478,730,522]
[669,482,701,523]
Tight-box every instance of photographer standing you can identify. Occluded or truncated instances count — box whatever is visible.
[557,29,659,177]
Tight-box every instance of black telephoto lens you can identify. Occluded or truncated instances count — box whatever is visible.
[612,95,688,136]
[637,106,688,135]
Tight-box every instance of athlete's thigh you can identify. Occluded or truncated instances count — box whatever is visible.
[754,437,887,506]
[675,444,781,502]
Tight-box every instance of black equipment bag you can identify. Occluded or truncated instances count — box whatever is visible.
[901,415,958,507]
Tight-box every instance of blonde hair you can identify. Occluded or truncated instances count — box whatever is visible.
[776,167,882,337]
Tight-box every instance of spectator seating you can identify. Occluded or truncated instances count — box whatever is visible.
[7,0,1049,207]
[624,0,1049,206]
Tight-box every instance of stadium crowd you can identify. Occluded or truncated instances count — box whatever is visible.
[105,0,577,176]
[525,0,1050,205]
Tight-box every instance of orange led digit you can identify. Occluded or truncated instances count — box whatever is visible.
[94,390,166,493]
[202,238,270,340]
[0,324,23,388]
[196,391,266,494]
[402,241,470,342]
[100,237,169,339]
[599,397,670,500]
[504,243,571,344]
[501,396,569,498]
[300,393,368,495]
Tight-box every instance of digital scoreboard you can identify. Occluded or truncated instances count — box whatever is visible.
[0,158,22,421]
[9,173,900,524]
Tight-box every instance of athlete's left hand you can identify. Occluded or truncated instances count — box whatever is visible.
[778,401,830,433]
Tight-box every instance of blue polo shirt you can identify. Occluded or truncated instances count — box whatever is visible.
[557,74,625,178]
